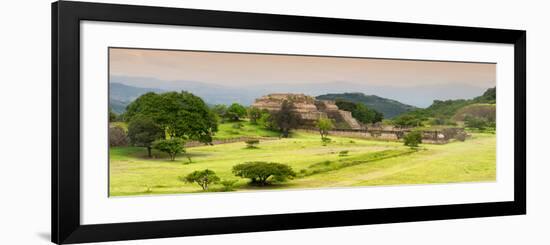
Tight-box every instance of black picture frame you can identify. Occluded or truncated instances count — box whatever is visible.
[52,1,526,244]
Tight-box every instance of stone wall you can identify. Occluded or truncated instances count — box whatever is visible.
[299,127,467,144]
[185,136,279,148]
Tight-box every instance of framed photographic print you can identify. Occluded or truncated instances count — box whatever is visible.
[52,1,526,244]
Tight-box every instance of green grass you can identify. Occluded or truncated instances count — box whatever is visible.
[291,133,495,188]
[300,148,417,176]
[212,121,280,140]
[109,125,495,196]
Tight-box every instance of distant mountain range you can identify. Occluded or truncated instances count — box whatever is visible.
[316,93,416,118]
[110,76,257,109]
[109,83,164,114]
[109,81,416,118]
[109,75,491,117]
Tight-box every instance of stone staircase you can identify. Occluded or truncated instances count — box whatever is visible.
[338,110,362,129]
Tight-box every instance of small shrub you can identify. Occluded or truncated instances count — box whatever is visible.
[339,150,349,157]
[403,131,422,148]
[232,162,296,185]
[232,122,244,129]
[245,139,260,149]
[183,169,220,191]
[220,179,238,192]
[319,160,331,166]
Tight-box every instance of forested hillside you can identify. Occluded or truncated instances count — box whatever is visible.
[316,93,416,118]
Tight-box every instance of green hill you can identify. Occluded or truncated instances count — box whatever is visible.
[393,87,497,126]
[316,93,416,118]
[473,87,496,104]
[422,87,496,118]
[452,103,496,122]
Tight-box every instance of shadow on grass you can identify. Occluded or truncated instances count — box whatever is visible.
[237,182,296,190]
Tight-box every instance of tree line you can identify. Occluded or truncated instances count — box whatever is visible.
[110,91,388,160]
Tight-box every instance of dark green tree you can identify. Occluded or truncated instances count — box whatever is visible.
[258,110,275,130]
[109,109,117,122]
[272,100,300,137]
[403,131,422,148]
[335,100,383,124]
[232,162,296,185]
[183,169,220,191]
[211,104,228,118]
[473,87,496,104]
[226,103,247,121]
[393,114,424,127]
[373,110,384,123]
[352,103,375,124]
[127,116,164,157]
[152,138,185,161]
[335,100,357,112]
[125,91,218,144]
[247,107,262,124]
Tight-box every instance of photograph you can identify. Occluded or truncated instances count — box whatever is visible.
[108,47,497,197]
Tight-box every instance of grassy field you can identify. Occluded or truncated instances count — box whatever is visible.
[212,121,280,139]
[109,122,496,196]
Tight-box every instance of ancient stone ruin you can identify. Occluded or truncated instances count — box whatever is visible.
[251,93,362,129]
[251,93,467,144]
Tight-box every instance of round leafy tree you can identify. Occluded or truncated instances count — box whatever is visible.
[211,104,228,118]
[127,116,164,157]
[226,103,247,121]
[152,138,185,161]
[247,107,262,124]
[258,110,275,130]
[393,114,424,127]
[232,162,296,185]
[183,169,220,191]
[403,131,422,148]
[334,100,383,124]
[125,91,218,144]
[272,100,300,137]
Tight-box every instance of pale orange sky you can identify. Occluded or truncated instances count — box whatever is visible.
[109,47,496,88]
